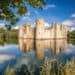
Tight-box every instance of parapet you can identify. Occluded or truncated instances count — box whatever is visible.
[36,18,45,25]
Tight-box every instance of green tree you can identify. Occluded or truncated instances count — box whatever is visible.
[68,30,75,39]
[0,0,46,25]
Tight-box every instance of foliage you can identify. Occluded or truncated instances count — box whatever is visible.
[68,39,75,45]
[0,0,46,25]
[0,29,18,45]
[67,30,75,39]
[0,28,5,32]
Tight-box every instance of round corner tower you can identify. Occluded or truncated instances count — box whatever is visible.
[35,19,45,39]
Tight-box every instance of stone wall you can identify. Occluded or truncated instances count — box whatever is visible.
[19,19,67,39]
[19,24,34,39]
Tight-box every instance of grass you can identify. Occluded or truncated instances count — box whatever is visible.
[4,58,75,75]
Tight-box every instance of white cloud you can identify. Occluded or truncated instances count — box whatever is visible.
[45,23,49,27]
[22,16,32,23]
[22,12,31,20]
[43,4,56,10]
[71,13,75,18]
[13,26,19,30]
[22,16,29,20]
[0,23,6,29]
[62,20,74,26]
[71,27,75,31]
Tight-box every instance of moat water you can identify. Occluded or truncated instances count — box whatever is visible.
[0,38,75,75]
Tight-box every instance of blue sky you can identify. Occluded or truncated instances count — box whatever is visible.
[0,0,75,30]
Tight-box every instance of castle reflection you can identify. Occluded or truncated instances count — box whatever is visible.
[19,39,67,59]
[19,39,34,54]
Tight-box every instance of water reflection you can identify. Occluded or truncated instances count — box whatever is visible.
[19,39,67,59]
[0,38,18,45]
[0,38,75,75]
[19,39,34,54]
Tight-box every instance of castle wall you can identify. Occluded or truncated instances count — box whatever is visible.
[19,25,25,38]
[50,28,55,39]
[44,29,50,39]
[19,19,67,39]
[19,24,34,39]
[35,19,45,39]
[55,24,63,38]
[61,25,67,39]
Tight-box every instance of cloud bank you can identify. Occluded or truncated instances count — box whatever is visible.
[62,20,74,26]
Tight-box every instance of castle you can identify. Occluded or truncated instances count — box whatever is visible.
[19,19,67,39]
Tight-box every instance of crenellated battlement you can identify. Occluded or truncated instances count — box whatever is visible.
[19,19,67,39]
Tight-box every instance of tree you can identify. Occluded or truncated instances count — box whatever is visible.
[0,0,46,25]
[68,30,75,39]
[5,24,12,30]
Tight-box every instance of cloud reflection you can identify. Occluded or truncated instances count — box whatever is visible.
[0,54,16,64]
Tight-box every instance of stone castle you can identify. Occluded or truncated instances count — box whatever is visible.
[19,19,67,39]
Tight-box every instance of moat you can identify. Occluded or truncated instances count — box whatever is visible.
[0,38,75,75]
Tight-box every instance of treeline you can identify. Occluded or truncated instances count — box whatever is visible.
[0,29,18,39]
[67,30,75,39]
[0,29,18,45]
[0,29,75,39]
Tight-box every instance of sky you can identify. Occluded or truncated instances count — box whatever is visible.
[0,0,75,30]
